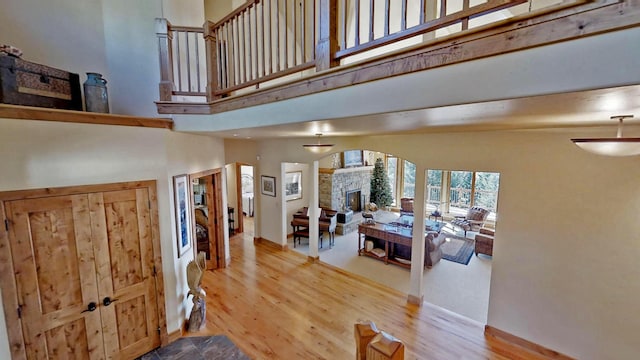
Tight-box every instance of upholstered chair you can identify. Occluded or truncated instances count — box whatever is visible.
[400,198,414,216]
[425,231,446,268]
[475,228,494,256]
[450,206,490,236]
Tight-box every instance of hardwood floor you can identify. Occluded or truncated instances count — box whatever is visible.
[193,228,546,359]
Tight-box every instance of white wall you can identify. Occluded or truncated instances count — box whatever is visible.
[0,0,109,108]
[254,127,640,360]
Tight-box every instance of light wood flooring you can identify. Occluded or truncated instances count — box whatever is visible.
[192,224,545,359]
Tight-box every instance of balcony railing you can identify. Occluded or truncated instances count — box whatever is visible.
[156,19,207,101]
[157,0,549,102]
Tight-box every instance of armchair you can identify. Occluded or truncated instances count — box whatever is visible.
[450,206,490,236]
[400,198,414,216]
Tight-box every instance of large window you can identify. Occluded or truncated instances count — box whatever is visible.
[402,160,416,198]
[386,157,398,206]
[427,169,500,220]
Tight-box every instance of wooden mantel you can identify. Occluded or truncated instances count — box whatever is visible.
[0,104,173,129]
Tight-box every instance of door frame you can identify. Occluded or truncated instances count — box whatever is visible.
[0,180,168,360]
[189,168,226,270]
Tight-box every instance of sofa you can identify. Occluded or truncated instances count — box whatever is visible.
[291,207,337,248]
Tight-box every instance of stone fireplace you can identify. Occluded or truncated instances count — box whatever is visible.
[319,166,373,234]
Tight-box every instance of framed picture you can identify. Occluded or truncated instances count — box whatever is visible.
[285,171,302,201]
[261,175,276,197]
[342,150,364,167]
[173,174,192,257]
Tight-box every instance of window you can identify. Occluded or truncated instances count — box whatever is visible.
[386,157,398,205]
[427,169,500,220]
[402,160,416,198]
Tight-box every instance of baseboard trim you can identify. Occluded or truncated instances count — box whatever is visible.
[484,325,574,360]
[253,237,287,251]
[167,328,183,344]
[407,294,423,305]
[307,255,320,263]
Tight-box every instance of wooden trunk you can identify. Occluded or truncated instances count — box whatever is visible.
[0,55,82,110]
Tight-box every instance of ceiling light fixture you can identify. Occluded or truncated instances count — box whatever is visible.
[303,133,334,154]
[571,115,640,156]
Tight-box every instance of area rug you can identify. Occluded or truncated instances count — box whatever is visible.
[138,335,250,360]
[441,237,475,265]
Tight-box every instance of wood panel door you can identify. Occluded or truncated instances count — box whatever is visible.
[4,188,161,359]
[90,189,160,359]
[5,195,106,359]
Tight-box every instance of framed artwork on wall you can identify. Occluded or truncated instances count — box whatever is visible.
[261,175,276,197]
[285,171,302,201]
[173,174,192,257]
[342,150,364,167]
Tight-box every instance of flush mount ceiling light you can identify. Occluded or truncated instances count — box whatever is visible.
[571,115,640,156]
[303,133,334,154]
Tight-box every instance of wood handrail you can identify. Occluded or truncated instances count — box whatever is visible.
[169,25,204,33]
[211,0,261,29]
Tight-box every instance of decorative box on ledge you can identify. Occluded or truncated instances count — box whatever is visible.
[0,55,82,110]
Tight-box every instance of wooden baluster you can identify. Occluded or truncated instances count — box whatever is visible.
[462,0,470,30]
[266,0,272,75]
[384,0,390,36]
[175,30,182,92]
[401,0,407,30]
[420,0,425,24]
[242,11,248,84]
[340,0,346,52]
[253,4,258,80]
[261,1,266,77]
[284,0,289,69]
[247,9,253,81]
[293,0,297,65]
[155,18,174,102]
[196,30,202,92]
[440,0,447,18]
[276,0,280,71]
[230,20,236,87]
[204,21,220,101]
[355,0,360,46]
[312,0,317,59]
[185,30,192,92]
[316,0,339,71]
[301,0,306,63]
[369,0,374,42]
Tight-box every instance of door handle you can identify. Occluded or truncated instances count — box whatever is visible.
[102,297,118,307]
[81,302,97,313]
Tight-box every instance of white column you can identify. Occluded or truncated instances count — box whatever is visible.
[408,167,426,304]
[308,160,320,259]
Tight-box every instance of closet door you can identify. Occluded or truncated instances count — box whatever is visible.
[6,195,105,359]
[90,189,160,359]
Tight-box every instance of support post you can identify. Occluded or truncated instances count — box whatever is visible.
[155,18,174,102]
[308,161,320,260]
[204,21,221,101]
[316,0,339,71]
[408,167,427,305]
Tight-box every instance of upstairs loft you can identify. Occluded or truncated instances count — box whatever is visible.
[154,0,640,129]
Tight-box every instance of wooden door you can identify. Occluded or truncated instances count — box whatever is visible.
[4,188,160,359]
[5,195,105,359]
[90,189,160,359]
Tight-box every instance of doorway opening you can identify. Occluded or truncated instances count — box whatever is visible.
[191,169,225,270]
